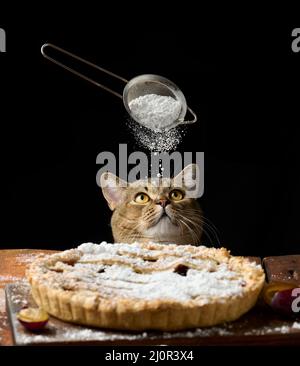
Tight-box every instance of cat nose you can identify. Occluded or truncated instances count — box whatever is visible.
[156,199,169,208]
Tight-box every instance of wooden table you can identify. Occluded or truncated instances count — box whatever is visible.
[1,250,300,346]
[0,249,57,346]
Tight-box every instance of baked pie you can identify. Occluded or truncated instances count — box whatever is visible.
[26,242,265,331]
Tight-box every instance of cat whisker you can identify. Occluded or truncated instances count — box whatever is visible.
[201,223,220,246]
[143,213,162,227]
[197,218,220,246]
[178,209,220,246]
[120,220,146,243]
[201,223,219,246]
[174,213,202,245]
[192,218,220,246]
[175,218,198,245]
[176,212,214,246]
[201,216,220,233]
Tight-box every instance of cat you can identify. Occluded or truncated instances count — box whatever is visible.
[100,164,203,245]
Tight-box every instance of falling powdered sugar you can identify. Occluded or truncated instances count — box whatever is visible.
[128,120,185,152]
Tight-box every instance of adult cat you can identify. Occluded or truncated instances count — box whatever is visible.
[101,164,203,245]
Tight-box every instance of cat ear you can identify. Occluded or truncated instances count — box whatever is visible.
[173,164,199,196]
[100,172,128,210]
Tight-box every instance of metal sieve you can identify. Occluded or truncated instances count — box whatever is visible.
[41,43,197,130]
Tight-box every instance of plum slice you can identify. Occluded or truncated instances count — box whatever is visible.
[263,282,300,317]
[17,307,49,331]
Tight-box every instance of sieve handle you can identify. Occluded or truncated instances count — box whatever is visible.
[41,43,128,99]
[180,106,197,124]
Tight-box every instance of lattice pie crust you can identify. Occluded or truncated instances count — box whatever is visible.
[27,242,265,331]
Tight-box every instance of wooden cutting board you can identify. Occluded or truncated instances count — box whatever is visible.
[5,282,300,346]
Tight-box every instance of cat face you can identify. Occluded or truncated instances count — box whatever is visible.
[101,164,202,245]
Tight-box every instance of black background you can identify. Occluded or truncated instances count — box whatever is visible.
[0,15,299,258]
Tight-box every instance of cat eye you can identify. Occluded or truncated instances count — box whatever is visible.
[169,189,184,201]
[134,193,150,204]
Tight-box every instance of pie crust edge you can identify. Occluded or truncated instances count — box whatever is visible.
[27,246,265,331]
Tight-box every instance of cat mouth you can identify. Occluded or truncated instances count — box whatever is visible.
[156,210,177,225]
